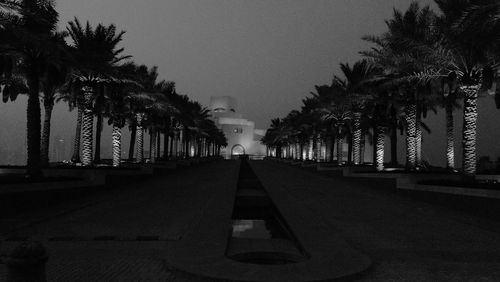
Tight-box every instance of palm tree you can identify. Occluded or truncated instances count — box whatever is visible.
[336,60,377,165]
[303,88,327,162]
[66,18,130,166]
[362,1,438,171]
[262,118,288,158]
[122,63,176,163]
[100,63,143,167]
[104,83,130,167]
[312,83,352,165]
[40,61,69,166]
[56,82,84,163]
[0,1,20,28]
[157,81,176,160]
[1,0,66,177]
[434,0,500,178]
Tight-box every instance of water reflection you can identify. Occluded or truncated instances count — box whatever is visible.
[226,159,308,264]
[232,219,271,239]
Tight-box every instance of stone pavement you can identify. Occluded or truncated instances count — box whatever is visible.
[251,160,500,281]
[2,160,500,281]
[0,161,237,281]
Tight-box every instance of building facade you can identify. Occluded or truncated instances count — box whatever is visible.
[209,96,267,159]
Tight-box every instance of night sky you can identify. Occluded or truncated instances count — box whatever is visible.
[1,0,500,167]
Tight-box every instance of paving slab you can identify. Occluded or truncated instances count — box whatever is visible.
[253,160,500,281]
[0,160,230,281]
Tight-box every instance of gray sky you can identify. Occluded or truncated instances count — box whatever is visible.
[56,0,434,129]
[2,0,500,167]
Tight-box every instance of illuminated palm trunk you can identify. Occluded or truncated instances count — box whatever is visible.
[461,85,479,177]
[157,131,162,160]
[405,103,417,170]
[445,102,455,169]
[81,86,94,166]
[315,134,321,162]
[94,113,103,163]
[112,124,121,167]
[178,134,182,158]
[169,135,174,158]
[415,113,422,167]
[151,129,157,163]
[41,99,54,166]
[295,142,302,160]
[375,126,385,171]
[178,130,184,158]
[320,138,326,162]
[308,136,313,160]
[352,112,362,165]
[336,135,343,165]
[359,132,365,165]
[135,113,145,163]
[71,107,83,163]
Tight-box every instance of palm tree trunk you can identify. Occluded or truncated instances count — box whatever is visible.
[296,143,300,160]
[163,132,169,160]
[336,136,343,165]
[375,126,385,171]
[185,133,190,159]
[445,102,455,169]
[94,113,103,163]
[315,134,321,162]
[352,112,362,165]
[416,123,422,167]
[308,136,313,160]
[360,132,365,164]
[330,136,335,162]
[112,124,121,167]
[81,86,94,167]
[461,85,479,178]
[151,128,157,163]
[169,134,175,158]
[71,107,83,163]
[128,124,136,161]
[26,68,42,177]
[149,129,153,160]
[198,138,202,157]
[299,143,303,160]
[347,132,353,164]
[178,135,182,158]
[41,98,54,167]
[157,130,161,159]
[405,103,417,170]
[390,125,398,166]
[390,106,398,165]
[415,108,422,168]
[135,113,144,163]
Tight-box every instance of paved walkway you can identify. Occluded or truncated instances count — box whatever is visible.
[0,161,237,281]
[251,161,500,281]
[1,160,500,281]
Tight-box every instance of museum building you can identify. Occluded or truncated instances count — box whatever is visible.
[209,96,267,159]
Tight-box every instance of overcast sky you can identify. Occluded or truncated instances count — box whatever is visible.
[56,0,436,129]
[2,0,500,166]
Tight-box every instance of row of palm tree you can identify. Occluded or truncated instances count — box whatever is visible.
[0,0,227,177]
[262,0,500,179]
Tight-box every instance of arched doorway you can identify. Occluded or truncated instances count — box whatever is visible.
[231,144,246,156]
